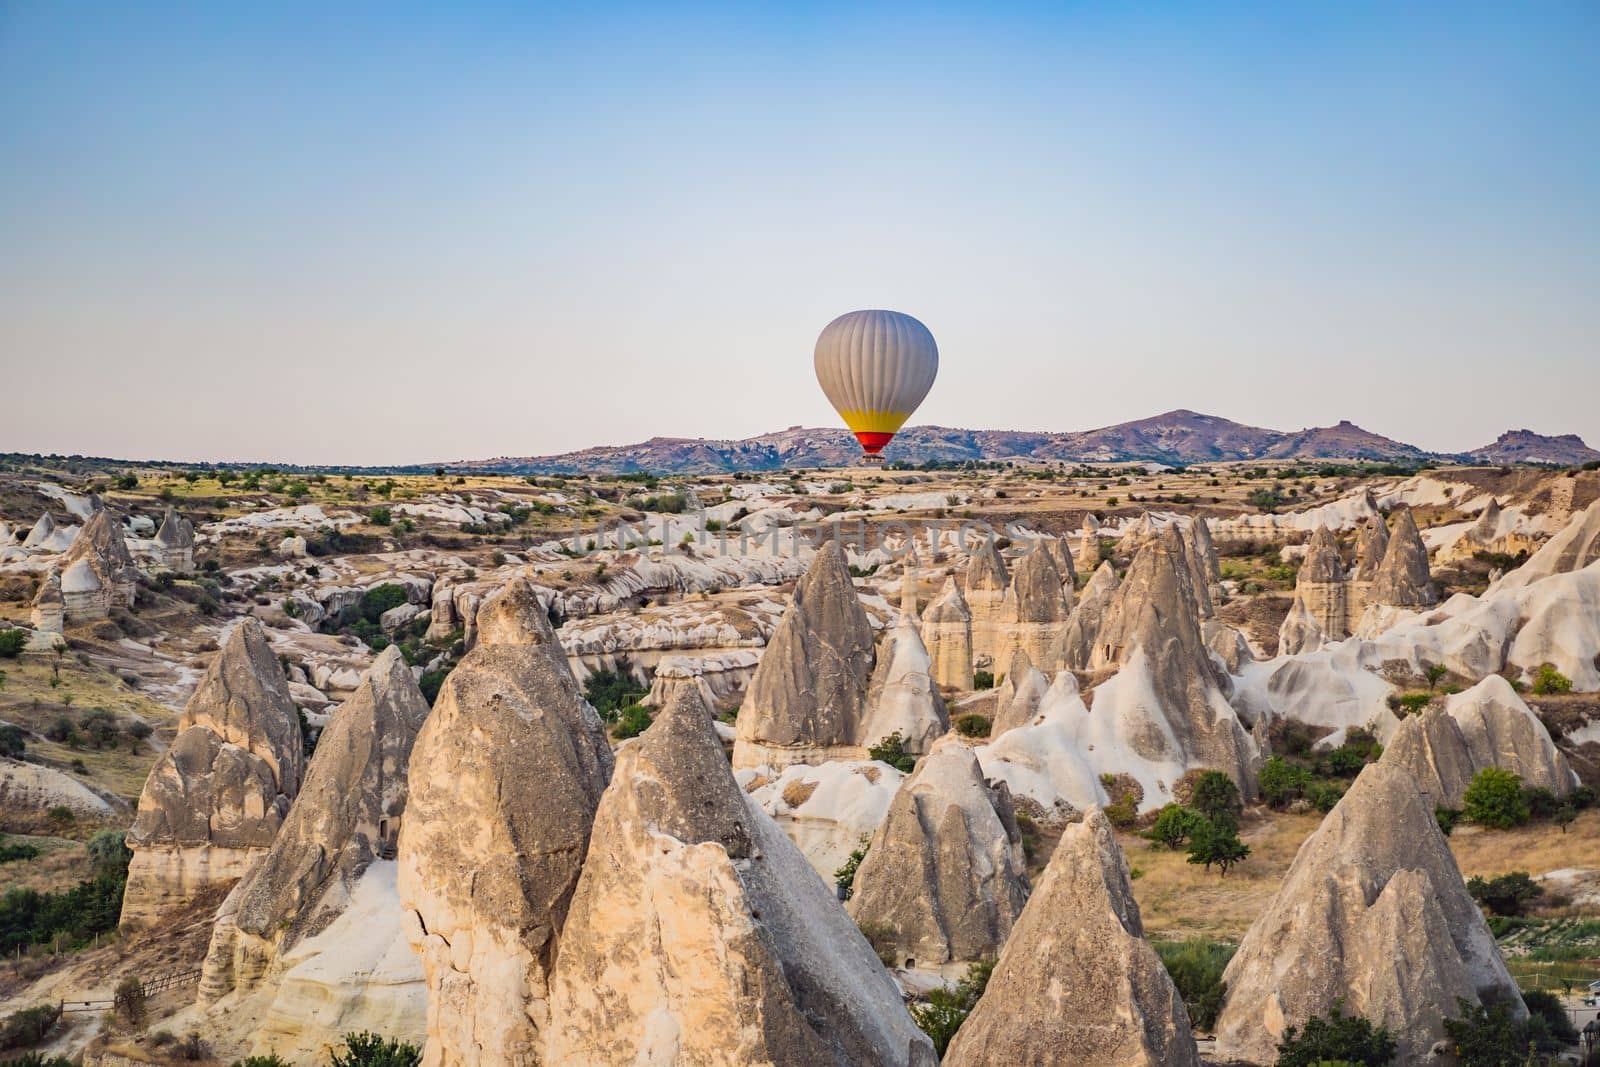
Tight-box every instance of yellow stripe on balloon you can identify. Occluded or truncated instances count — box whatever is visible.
[837,409,912,434]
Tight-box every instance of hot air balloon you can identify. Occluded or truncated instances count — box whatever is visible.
[814,309,939,463]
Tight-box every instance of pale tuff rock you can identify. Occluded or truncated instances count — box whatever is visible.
[739,760,906,879]
[733,542,877,770]
[60,558,110,620]
[1042,534,1078,588]
[29,572,65,634]
[0,756,115,818]
[1493,497,1600,591]
[22,511,56,549]
[545,689,937,1067]
[1367,507,1436,608]
[860,618,950,758]
[1278,526,1350,655]
[991,648,1050,738]
[1047,560,1119,671]
[642,659,719,720]
[976,672,1109,817]
[1203,619,1254,674]
[1087,527,1256,804]
[200,646,430,1007]
[154,506,196,573]
[943,808,1199,1067]
[1349,513,1391,616]
[897,567,921,622]
[59,509,140,607]
[1214,763,1523,1064]
[1074,513,1103,575]
[847,739,1029,968]
[1183,517,1220,618]
[1118,511,1158,551]
[1445,675,1574,798]
[921,577,973,691]
[425,579,458,642]
[398,576,614,1067]
[122,619,303,929]
[963,537,1011,667]
[1000,546,1071,666]
[1378,707,1478,809]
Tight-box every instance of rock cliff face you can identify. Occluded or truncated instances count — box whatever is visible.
[154,506,196,573]
[545,689,937,1067]
[1367,507,1436,609]
[1047,560,1119,671]
[1446,675,1574,798]
[122,619,303,929]
[1074,514,1103,575]
[921,577,973,691]
[398,576,614,1067]
[860,618,950,758]
[964,538,1011,667]
[1000,547,1071,666]
[1084,527,1256,803]
[847,739,1029,969]
[943,807,1199,1067]
[1214,762,1523,1064]
[991,648,1049,738]
[59,509,139,607]
[1183,518,1219,618]
[1279,526,1349,655]
[733,542,877,769]
[199,646,430,1021]
[29,572,64,634]
[1349,513,1391,616]
[1493,497,1600,590]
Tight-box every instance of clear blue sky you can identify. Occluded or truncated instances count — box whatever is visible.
[3,2,1596,464]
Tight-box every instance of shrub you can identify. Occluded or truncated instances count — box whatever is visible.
[359,584,409,624]
[231,1057,291,1067]
[1520,989,1577,1047]
[582,661,648,722]
[909,960,993,1056]
[953,714,991,738]
[87,830,132,879]
[1434,807,1462,835]
[1520,785,1561,820]
[0,629,28,659]
[1531,664,1572,695]
[0,868,127,953]
[972,670,995,691]
[329,1032,422,1067]
[1463,768,1530,829]
[1466,871,1543,917]
[0,1003,61,1050]
[1306,780,1345,813]
[1443,994,1560,1063]
[0,837,41,864]
[5,1053,74,1067]
[1188,771,1241,821]
[1146,804,1206,850]
[612,703,652,740]
[834,839,869,901]
[1186,817,1249,877]
[418,670,448,706]
[0,724,24,759]
[868,732,916,773]
[367,507,392,526]
[114,975,146,1024]
[1154,938,1234,1031]
[1258,756,1309,809]
[1274,1000,1396,1066]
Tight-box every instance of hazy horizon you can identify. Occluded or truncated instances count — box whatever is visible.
[4,3,1597,466]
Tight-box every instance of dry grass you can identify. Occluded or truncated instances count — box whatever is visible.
[0,834,93,894]
[1126,807,1600,944]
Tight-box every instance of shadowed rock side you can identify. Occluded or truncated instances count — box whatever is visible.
[545,688,938,1067]
[1445,675,1574,797]
[58,508,140,605]
[1493,497,1600,590]
[122,618,303,929]
[1349,512,1390,616]
[199,645,430,1000]
[1379,707,1478,809]
[1000,546,1071,666]
[1213,763,1523,1064]
[846,739,1029,968]
[1047,560,1119,671]
[1367,507,1437,609]
[1086,526,1256,800]
[921,577,973,691]
[964,537,1011,667]
[1182,518,1217,619]
[860,618,950,758]
[943,807,1199,1067]
[398,576,615,1067]
[734,542,877,770]
[1278,526,1349,655]
[1043,534,1078,588]
[991,648,1049,738]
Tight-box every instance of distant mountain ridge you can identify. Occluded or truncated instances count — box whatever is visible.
[436,410,1597,475]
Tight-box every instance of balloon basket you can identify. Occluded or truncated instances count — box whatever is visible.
[857,454,885,467]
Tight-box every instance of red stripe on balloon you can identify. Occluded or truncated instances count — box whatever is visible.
[854,431,895,454]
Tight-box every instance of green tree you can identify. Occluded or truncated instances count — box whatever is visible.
[0,629,27,659]
[1154,938,1235,1031]
[328,1032,422,1067]
[1186,817,1250,877]
[834,838,869,901]
[1443,994,1559,1064]
[612,703,652,740]
[1465,871,1543,917]
[868,731,916,773]
[1531,664,1572,695]
[1189,771,1241,821]
[0,724,25,759]
[909,960,993,1056]
[1258,756,1310,809]
[1275,1000,1396,1066]
[1462,768,1530,829]
[1146,805,1206,850]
